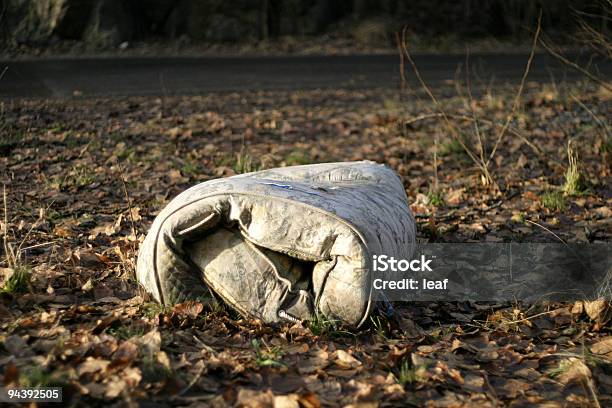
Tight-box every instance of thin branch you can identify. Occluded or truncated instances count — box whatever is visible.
[525,219,567,245]
[177,360,206,396]
[398,28,485,176]
[3,184,14,268]
[570,93,611,139]
[465,49,487,165]
[539,38,612,93]
[116,161,138,244]
[487,11,542,165]
[403,112,547,161]
[499,309,560,325]
[395,31,406,96]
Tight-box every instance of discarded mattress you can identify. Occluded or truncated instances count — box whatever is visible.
[137,161,415,327]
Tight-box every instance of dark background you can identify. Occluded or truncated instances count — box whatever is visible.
[1,0,609,50]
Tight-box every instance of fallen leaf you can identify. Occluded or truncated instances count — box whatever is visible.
[557,358,592,386]
[584,299,610,325]
[297,392,321,408]
[78,357,110,376]
[112,341,139,365]
[2,362,19,385]
[475,349,499,362]
[172,301,204,319]
[298,349,329,374]
[591,337,612,358]
[105,376,126,399]
[235,388,274,408]
[274,394,300,408]
[136,329,161,355]
[334,350,361,369]
[3,335,32,357]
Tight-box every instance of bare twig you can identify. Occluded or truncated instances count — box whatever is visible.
[19,241,57,252]
[499,309,560,325]
[395,31,406,96]
[464,49,487,165]
[2,184,15,268]
[525,219,567,245]
[177,360,206,396]
[570,93,611,139]
[403,112,547,161]
[577,18,612,59]
[487,11,542,165]
[398,28,490,183]
[116,160,138,245]
[433,133,439,191]
[539,38,612,93]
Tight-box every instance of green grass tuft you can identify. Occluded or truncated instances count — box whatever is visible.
[395,359,427,386]
[19,366,67,388]
[439,139,465,157]
[285,150,310,166]
[140,302,172,319]
[369,315,391,339]
[308,315,355,338]
[251,338,285,368]
[233,148,259,174]
[0,131,24,150]
[562,141,583,196]
[541,190,566,212]
[1,265,31,294]
[427,190,445,207]
[107,324,146,340]
[141,354,173,382]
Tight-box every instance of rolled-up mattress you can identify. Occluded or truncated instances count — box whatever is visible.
[137,161,415,327]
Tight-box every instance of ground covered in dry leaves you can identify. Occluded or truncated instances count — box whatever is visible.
[1,81,611,407]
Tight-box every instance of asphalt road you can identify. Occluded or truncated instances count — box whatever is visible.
[0,53,609,99]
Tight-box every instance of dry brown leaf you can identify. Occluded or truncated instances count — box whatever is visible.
[78,357,110,376]
[298,349,329,374]
[129,206,142,222]
[334,349,361,369]
[72,248,106,269]
[104,376,127,399]
[584,299,610,325]
[122,366,142,387]
[297,392,321,408]
[2,362,19,386]
[112,341,139,365]
[591,337,612,358]
[235,388,274,408]
[274,394,300,408]
[284,342,309,354]
[3,335,32,358]
[156,351,172,371]
[445,188,465,205]
[344,403,378,408]
[81,278,93,292]
[172,301,204,319]
[475,349,499,362]
[0,267,14,287]
[136,329,161,355]
[557,358,592,386]
[499,378,531,398]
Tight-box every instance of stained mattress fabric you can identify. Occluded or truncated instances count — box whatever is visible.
[136,161,415,327]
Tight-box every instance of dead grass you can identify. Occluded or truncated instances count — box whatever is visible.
[563,140,583,196]
[397,12,542,189]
